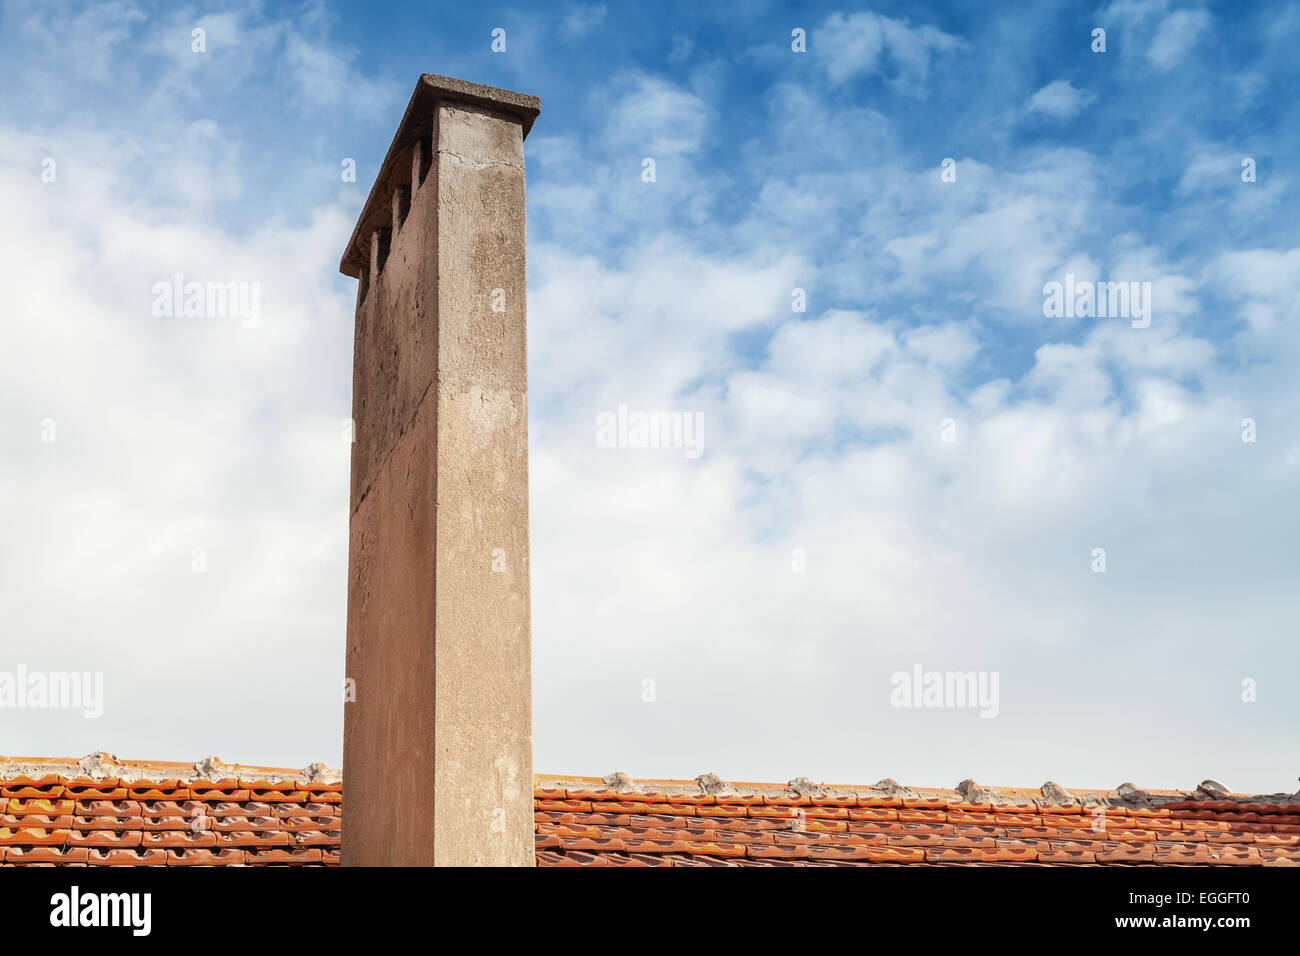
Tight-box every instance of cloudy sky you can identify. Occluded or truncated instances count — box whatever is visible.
[1,0,1297,795]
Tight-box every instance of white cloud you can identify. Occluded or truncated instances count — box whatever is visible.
[561,4,607,39]
[1026,80,1097,120]
[816,11,962,93]
[1148,8,1212,70]
[0,83,355,769]
[601,73,715,156]
[3,2,1297,797]
[280,30,400,115]
[1177,150,1241,193]
[530,236,1300,789]
[10,0,147,83]
[1210,247,1300,338]
[524,93,1300,791]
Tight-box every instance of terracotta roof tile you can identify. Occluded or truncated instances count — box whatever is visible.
[165,848,245,866]
[0,827,70,846]
[86,848,169,866]
[190,786,252,802]
[1,813,73,829]
[0,756,342,866]
[5,846,90,864]
[73,814,143,832]
[218,830,293,847]
[1,777,67,799]
[142,830,218,848]
[7,798,75,816]
[5,757,1300,866]
[66,831,144,849]
[525,774,1300,867]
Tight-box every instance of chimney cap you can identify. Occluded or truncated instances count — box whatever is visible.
[339,74,541,279]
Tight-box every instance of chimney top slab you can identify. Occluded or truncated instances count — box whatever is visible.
[338,74,540,279]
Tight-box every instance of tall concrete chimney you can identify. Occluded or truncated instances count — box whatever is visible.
[338,75,539,866]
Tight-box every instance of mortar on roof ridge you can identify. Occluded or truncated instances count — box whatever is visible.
[1115,781,1153,806]
[956,778,997,804]
[0,752,340,786]
[602,772,635,792]
[5,761,1299,806]
[301,762,342,784]
[527,773,1300,805]
[1039,781,1079,806]
[0,753,123,782]
[781,776,808,795]
[871,778,907,796]
[695,773,726,794]
[194,755,228,779]
[77,751,120,779]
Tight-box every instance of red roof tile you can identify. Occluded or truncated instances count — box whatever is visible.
[0,755,340,867]
[523,773,1300,867]
[3,756,1299,866]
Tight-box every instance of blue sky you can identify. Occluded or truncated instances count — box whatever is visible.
[2,0,1298,795]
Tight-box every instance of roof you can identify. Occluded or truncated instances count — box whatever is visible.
[3,755,1298,866]
[0,754,340,866]
[338,73,541,279]
[533,774,1300,866]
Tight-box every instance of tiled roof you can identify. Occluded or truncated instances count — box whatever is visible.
[536,774,1300,866]
[0,754,340,866]
[4,755,1298,866]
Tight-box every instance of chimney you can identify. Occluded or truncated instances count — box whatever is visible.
[339,75,540,866]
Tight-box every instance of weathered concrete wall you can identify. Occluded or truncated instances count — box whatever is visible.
[342,77,538,867]
[429,102,533,866]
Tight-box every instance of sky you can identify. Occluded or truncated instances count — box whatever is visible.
[1,0,1297,796]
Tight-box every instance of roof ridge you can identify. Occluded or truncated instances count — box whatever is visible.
[4,756,1295,808]
[533,771,1300,808]
[0,752,341,786]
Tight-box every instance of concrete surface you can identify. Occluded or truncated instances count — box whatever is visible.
[342,78,537,867]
